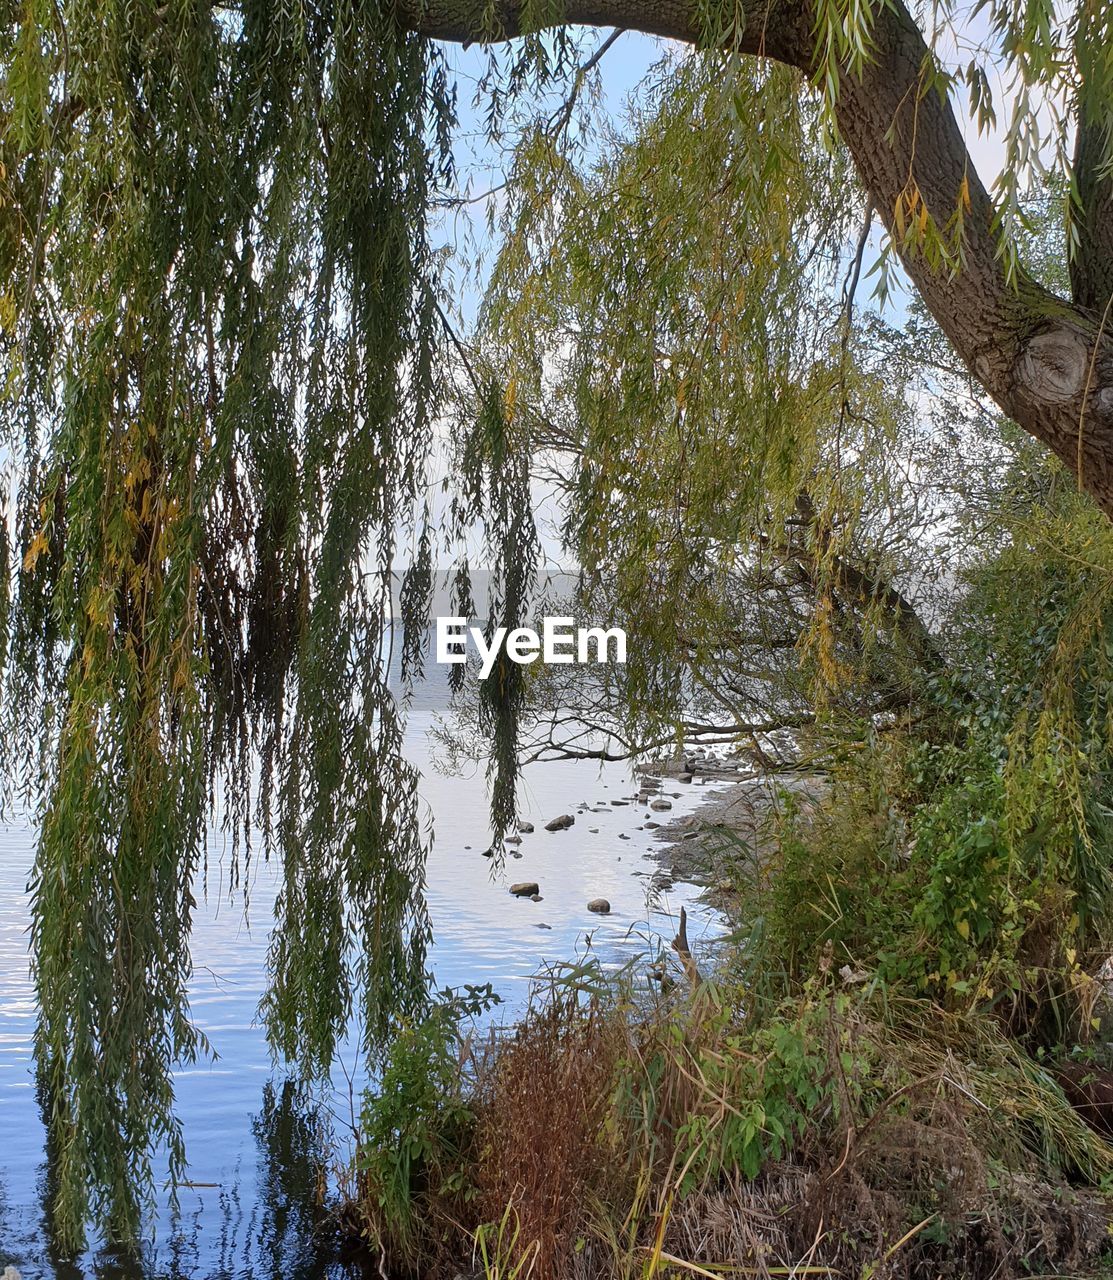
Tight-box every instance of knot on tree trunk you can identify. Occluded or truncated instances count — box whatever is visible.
[1014,326,1091,405]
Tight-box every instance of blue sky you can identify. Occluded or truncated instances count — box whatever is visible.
[430,31,674,323]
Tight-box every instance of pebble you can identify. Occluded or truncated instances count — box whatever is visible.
[587,898,611,914]
[650,799,672,811]
[510,882,540,897]
[517,821,535,833]
[545,814,575,831]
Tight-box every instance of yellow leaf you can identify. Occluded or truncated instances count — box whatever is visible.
[958,173,971,212]
[23,530,48,573]
[955,918,970,941]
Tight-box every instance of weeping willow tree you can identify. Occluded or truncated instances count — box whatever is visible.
[4,0,1113,1253]
[456,50,1113,1028]
[0,0,544,1250]
[465,57,931,754]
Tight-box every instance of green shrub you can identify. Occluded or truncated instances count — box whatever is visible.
[348,986,497,1272]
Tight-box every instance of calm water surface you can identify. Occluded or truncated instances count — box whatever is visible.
[0,670,724,1279]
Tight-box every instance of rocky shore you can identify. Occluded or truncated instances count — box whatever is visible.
[645,769,824,913]
[495,752,822,929]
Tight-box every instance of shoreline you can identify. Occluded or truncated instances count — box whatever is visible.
[644,770,825,916]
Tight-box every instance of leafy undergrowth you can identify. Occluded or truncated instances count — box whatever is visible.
[340,507,1113,1280]
[338,965,1113,1280]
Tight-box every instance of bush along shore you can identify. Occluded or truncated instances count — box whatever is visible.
[337,737,1113,1280]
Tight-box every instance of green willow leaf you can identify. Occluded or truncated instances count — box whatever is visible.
[0,0,516,1251]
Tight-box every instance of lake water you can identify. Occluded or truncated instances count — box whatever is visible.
[0,661,724,1279]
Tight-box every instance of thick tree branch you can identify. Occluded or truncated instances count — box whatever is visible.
[1070,9,1113,317]
[396,0,799,56]
[399,0,1113,516]
[1072,109,1113,316]
[832,0,1113,510]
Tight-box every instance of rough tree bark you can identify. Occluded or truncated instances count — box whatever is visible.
[397,0,1113,516]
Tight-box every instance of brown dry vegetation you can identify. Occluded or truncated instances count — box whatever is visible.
[341,971,1113,1280]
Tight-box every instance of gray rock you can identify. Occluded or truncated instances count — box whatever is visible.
[517,821,535,833]
[678,772,693,783]
[618,833,630,840]
[589,827,599,834]
[505,834,522,845]
[587,898,611,914]
[650,799,672,811]
[645,820,660,829]
[511,850,523,859]
[611,799,629,806]
[535,923,552,930]
[482,848,495,857]
[530,893,543,902]
[545,814,575,831]
[510,882,540,897]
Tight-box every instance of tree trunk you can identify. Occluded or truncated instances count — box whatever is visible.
[398,0,1113,515]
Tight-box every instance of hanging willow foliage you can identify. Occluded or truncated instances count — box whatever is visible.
[474,57,917,751]
[0,0,543,1251]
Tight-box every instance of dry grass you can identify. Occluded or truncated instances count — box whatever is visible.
[342,977,1113,1280]
[470,986,628,1278]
